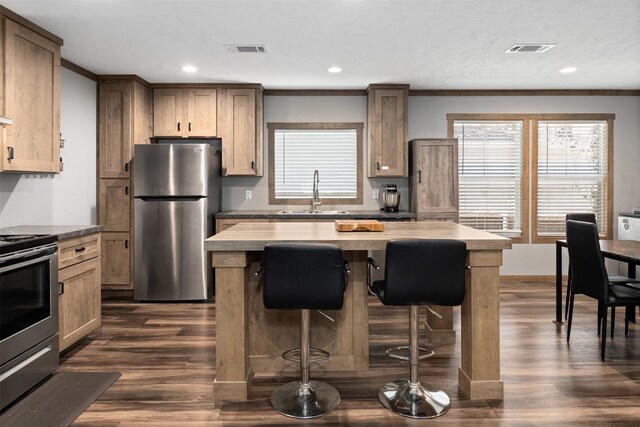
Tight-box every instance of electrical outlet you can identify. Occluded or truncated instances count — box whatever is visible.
[245,190,252,200]
[373,189,379,199]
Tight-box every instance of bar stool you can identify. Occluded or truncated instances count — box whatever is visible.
[371,239,466,419]
[261,243,349,419]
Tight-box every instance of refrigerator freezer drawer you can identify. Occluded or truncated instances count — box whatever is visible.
[134,198,212,301]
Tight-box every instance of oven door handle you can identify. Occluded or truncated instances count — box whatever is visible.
[0,244,57,271]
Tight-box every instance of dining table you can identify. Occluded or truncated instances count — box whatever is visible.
[555,239,640,323]
[204,221,511,402]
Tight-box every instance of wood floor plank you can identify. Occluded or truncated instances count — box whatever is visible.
[61,282,640,425]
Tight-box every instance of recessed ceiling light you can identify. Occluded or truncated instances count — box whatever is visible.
[182,65,198,73]
[328,66,342,73]
[560,67,578,74]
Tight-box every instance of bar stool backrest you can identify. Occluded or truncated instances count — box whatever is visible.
[263,243,346,310]
[382,239,466,306]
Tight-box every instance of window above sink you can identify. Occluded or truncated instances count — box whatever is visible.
[267,122,364,206]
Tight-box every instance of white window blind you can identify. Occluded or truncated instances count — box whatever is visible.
[537,121,608,235]
[274,129,357,199]
[454,121,524,236]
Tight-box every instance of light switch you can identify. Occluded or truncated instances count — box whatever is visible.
[245,190,252,200]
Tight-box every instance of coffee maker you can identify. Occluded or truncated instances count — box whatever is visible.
[382,184,399,212]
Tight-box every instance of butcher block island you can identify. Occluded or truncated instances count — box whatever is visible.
[204,221,511,401]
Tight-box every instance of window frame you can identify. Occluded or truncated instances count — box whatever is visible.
[267,122,364,206]
[447,114,530,244]
[531,114,614,243]
[448,113,614,244]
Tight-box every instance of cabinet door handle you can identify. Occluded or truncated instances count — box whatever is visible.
[7,147,14,160]
[418,170,422,183]
[376,161,380,171]
[58,282,65,295]
[251,161,255,170]
[125,186,129,195]
[177,122,181,132]
[188,122,192,132]
[75,246,86,253]
[125,239,129,249]
[124,162,129,172]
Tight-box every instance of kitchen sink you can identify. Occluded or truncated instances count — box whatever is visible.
[277,210,350,214]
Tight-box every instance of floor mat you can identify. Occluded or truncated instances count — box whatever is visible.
[0,371,120,427]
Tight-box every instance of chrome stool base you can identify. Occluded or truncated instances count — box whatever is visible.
[271,379,340,419]
[386,345,434,361]
[378,380,451,419]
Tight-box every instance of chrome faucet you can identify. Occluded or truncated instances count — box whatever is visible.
[312,169,321,211]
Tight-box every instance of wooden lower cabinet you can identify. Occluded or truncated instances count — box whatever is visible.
[101,232,131,288]
[57,233,101,352]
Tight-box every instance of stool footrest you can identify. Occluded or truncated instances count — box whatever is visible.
[282,347,330,364]
[386,345,434,361]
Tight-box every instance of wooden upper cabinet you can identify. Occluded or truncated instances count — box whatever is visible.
[409,139,459,222]
[153,88,182,137]
[367,85,409,177]
[153,88,217,138]
[1,17,61,173]
[99,83,131,178]
[187,89,217,136]
[217,88,263,176]
[98,79,152,178]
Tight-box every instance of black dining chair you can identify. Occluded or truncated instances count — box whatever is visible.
[563,214,630,321]
[261,243,349,419]
[565,220,640,360]
[371,239,467,418]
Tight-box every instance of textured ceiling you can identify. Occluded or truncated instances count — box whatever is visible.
[3,0,639,89]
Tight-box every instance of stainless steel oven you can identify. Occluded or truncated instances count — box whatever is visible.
[0,234,59,411]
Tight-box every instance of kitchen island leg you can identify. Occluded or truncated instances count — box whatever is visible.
[459,250,504,400]
[212,251,252,401]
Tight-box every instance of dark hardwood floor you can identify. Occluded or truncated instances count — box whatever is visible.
[62,281,640,425]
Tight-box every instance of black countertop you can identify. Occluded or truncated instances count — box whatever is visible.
[216,210,415,221]
[0,225,103,240]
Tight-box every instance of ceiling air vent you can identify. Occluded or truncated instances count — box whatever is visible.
[505,44,555,53]
[225,44,268,53]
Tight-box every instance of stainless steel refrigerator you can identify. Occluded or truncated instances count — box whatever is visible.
[134,141,221,301]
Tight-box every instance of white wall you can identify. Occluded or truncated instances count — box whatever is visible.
[0,68,97,227]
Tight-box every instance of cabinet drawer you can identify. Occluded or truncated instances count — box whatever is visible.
[58,233,101,269]
[58,257,101,351]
